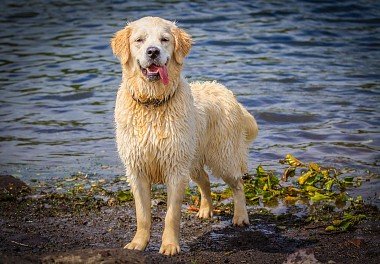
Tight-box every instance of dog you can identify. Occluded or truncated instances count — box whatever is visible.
[111,16,258,256]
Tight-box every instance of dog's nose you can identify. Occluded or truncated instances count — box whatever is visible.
[146,46,160,59]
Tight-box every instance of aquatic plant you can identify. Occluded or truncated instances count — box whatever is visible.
[194,154,372,231]
[243,154,363,206]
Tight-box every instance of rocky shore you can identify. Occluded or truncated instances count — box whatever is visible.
[1,175,379,264]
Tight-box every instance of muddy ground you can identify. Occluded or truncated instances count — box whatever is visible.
[0,175,379,264]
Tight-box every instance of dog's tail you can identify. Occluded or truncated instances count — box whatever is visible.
[240,104,258,142]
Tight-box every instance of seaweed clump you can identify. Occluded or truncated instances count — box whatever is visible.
[187,154,376,232]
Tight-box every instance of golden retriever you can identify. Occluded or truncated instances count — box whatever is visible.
[111,16,258,256]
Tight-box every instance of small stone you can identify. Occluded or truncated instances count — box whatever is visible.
[0,175,31,200]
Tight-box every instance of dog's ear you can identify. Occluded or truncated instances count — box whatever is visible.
[171,27,192,65]
[111,26,131,64]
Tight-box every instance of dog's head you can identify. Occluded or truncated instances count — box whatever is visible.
[111,17,192,87]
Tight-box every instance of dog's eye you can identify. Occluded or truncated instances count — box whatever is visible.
[161,37,169,42]
[135,38,144,43]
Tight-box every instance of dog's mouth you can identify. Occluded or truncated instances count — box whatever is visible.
[138,60,169,85]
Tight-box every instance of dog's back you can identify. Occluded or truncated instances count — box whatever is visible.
[190,81,258,178]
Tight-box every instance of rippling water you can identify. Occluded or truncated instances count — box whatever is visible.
[0,0,379,189]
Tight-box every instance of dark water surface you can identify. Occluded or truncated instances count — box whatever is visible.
[0,0,379,192]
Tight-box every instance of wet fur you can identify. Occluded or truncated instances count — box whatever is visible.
[111,16,258,256]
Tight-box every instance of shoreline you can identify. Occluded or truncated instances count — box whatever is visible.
[1,175,379,263]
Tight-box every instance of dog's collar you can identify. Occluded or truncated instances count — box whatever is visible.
[131,92,175,108]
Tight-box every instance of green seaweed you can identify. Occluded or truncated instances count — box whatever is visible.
[201,154,370,230]
[116,190,133,202]
[241,154,365,207]
[245,154,369,230]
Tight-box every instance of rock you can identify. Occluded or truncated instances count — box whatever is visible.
[284,248,321,264]
[41,248,149,264]
[0,175,31,200]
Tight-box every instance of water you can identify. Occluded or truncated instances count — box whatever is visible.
[0,0,379,190]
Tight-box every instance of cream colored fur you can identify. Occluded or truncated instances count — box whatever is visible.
[111,16,258,256]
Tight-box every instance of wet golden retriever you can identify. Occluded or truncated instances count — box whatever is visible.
[111,16,258,255]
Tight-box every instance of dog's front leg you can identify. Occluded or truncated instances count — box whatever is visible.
[124,176,151,251]
[159,178,187,256]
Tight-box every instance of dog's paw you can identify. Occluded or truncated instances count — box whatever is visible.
[124,240,148,251]
[159,243,181,256]
[196,206,213,219]
[232,213,250,227]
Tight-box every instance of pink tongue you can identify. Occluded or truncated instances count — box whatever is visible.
[158,65,169,85]
[149,65,169,85]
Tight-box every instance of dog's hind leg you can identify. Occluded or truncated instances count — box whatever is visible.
[190,168,213,218]
[221,176,249,226]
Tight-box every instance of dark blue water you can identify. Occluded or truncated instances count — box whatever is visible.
[0,0,379,194]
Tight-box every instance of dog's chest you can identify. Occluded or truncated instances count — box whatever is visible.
[130,107,171,142]
[117,109,194,182]
[115,87,197,181]
[117,105,192,156]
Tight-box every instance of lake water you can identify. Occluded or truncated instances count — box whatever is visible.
[0,0,379,199]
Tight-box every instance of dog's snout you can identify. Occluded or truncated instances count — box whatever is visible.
[146,46,160,59]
